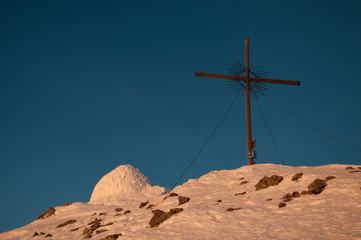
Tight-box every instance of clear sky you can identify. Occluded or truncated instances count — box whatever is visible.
[1,0,360,233]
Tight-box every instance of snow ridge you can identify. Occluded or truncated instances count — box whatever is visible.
[1,164,361,240]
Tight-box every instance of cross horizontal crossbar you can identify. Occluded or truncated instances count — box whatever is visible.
[195,72,300,86]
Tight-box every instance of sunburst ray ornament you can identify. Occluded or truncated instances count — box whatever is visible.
[227,60,268,99]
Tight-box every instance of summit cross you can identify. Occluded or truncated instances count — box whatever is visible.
[195,37,300,165]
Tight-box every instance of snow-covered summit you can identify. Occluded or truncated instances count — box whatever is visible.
[89,165,168,205]
[1,164,360,239]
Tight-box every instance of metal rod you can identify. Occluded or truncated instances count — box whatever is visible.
[195,72,300,86]
[245,37,254,165]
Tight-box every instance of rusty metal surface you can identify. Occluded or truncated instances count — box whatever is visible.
[245,37,254,165]
[195,72,300,86]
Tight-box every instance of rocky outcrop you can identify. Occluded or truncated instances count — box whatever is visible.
[149,208,183,228]
[308,179,326,195]
[56,219,77,228]
[255,175,283,190]
[38,207,56,220]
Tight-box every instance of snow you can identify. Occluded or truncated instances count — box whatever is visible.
[89,165,169,205]
[1,164,361,240]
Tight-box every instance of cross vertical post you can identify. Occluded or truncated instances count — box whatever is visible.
[244,37,254,165]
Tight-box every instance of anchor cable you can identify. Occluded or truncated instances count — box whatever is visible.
[266,93,361,153]
[163,93,241,200]
[255,98,286,165]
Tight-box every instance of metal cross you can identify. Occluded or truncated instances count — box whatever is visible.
[195,37,300,165]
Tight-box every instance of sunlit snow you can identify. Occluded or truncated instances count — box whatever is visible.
[1,164,360,240]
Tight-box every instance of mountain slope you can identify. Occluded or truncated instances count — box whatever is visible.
[1,164,360,240]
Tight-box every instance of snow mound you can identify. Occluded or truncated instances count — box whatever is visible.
[89,165,168,205]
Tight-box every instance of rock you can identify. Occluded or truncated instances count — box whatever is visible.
[301,190,310,195]
[169,192,178,197]
[83,227,92,235]
[56,219,77,228]
[88,218,102,225]
[278,202,286,208]
[147,204,157,209]
[349,170,361,173]
[282,193,293,202]
[226,207,242,212]
[266,198,273,201]
[114,208,123,212]
[38,207,56,220]
[71,227,79,232]
[96,229,108,234]
[99,213,106,216]
[44,234,52,238]
[139,201,149,208]
[124,210,131,215]
[308,179,326,195]
[325,176,336,181]
[101,234,122,240]
[178,196,190,205]
[345,167,355,170]
[33,232,39,237]
[84,233,93,238]
[235,192,246,196]
[90,223,101,231]
[239,177,245,180]
[292,173,303,181]
[292,191,300,198]
[255,175,283,190]
[149,208,183,228]
[240,181,249,185]
[217,200,222,202]
[62,201,72,206]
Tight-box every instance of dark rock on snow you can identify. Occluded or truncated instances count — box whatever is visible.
[62,201,72,206]
[101,233,122,240]
[292,173,303,181]
[240,181,249,185]
[38,207,56,220]
[147,204,157,209]
[178,196,190,205]
[278,202,287,208]
[255,175,283,190]
[325,176,337,181]
[282,191,300,202]
[226,207,242,212]
[282,193,293,202]
[139,201,149,208]
[235,192,246,196]
[56,219,77,228]
[149,208,183,228]
[307,179,326,195]
[301,190,310,195]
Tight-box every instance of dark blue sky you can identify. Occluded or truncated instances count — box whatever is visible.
[1,0,360,233]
